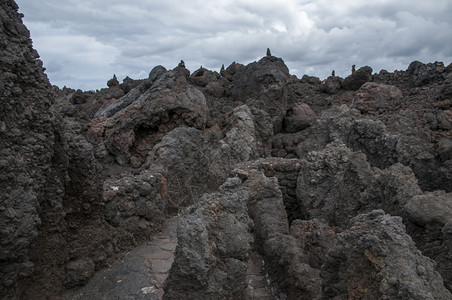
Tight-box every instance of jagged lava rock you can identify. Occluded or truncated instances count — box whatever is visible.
[296,141,424,227]
[321,210,452,299]
[404,190,452,226]
[146,127,209,212]
[341,66,373,90]
[320,75,342,94]
[164,178,253,299]
[283,103,316,133]
[89,66,208,166]
[231,56,290,133]
[354,82,403,114]
[0,0,57,295]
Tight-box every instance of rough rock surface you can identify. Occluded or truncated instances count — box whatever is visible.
[341,65,373,90]
[296,141,423,227]
[147,127,209,212]
[2,0,452,298]
[164,178,253,299]
[0,0,58,296]
[321,210,452,300]
[89,66,208,167]
[283,103,316,133]
[231,56,290,132]
[319,75,342,94]
[354,82,403,114]
[404,190,452,226]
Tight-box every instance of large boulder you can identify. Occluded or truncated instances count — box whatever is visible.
[164,178,253,299]
[296,141,375,227]
[88,67,208,167]
[341,66,373,90]
[207,105,273,182]
[404,190,452,227]
[354,82,403,114]
[320,76,342,94]
[146,127,209,213]
[407,61,445,86]
[231,56,290,133]
[296,141,423,227]
[221,105,272,162]
[321,210,452,299]
[102,170,166,230]
[283,103,316,133]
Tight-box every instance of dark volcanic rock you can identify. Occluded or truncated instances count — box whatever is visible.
[296,141,375,227]
[321,210,452,300]
[164,178,253,299]
[320,75,342,94]
[354,82,403,114]
[283,103,316,133]
[407,61,445,86]
[147,127,209,212]
[404,190,452,227]
[341,66,373,90]
[243,170,326,299]
[231,56,290,133]
[89,67,208,167]
[0,0,57,296]
[102,170,166,229]
[297,104,451,192]
[2,0,452,297]
[296,141,423,227]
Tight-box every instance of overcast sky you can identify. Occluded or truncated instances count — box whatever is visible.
[15,0,452,91]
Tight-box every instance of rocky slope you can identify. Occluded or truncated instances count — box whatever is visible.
[1,0,452,299]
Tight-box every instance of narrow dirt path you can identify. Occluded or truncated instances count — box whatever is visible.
[62,216,179,300]
[245,250,275,299]
[63,212,275,300]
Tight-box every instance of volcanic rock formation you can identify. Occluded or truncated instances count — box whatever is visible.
[1,1,452,299]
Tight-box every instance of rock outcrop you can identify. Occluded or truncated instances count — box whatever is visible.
[0,0,58,296]
[1,0,452,298]
[231,56,290,133]
[164,178,253,299]
[322,210,451,299]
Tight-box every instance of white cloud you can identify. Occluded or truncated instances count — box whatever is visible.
[15,0,452,90]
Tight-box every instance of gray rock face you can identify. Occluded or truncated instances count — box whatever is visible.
[89,68,208,166]
[341,66,373,90]
[320,76,342,94]
[297,104,449,192]
[354,82,403,114]
[147,127,209,212]
[231,56,290,132]
[243,170,331,299]
[321,210,452,300]
[0,0,57,295]
[407,61,445,86]
[2,0,452,297]
[103,170,166,228]
[283,103,316,133]
[296,141,424,227]
[164,178,253,299]
[297,141,375,227]
[221,105,273,162]
[404,190,452,226]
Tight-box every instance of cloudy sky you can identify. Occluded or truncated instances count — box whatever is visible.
[15,0,452,91]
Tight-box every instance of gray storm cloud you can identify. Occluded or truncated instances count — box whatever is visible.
[16,0,452,90]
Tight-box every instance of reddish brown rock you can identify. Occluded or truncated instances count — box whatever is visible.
[354,82,403,114]
[284,103,316,133]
